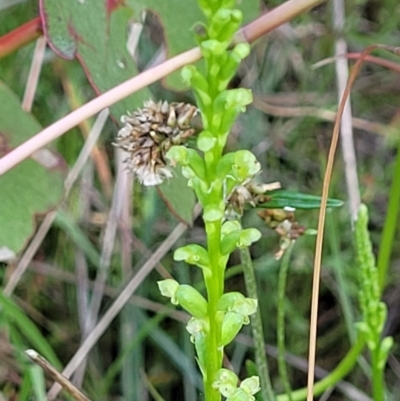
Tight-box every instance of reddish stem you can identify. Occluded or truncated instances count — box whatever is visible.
[0,17,43,59]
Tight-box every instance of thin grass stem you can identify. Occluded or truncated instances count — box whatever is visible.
[277,242,294,401]
[240,247,275,401]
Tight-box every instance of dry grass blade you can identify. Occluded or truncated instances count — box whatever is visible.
[47,204,202,400]
[306,45,382,401]
[332,0,360,222]
[25,349,92,401]
[21,36,46,112]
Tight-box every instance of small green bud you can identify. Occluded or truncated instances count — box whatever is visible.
[181,65,212,111]
[217,292,246,311]
[196,0,213,18]
[201,39,229,57]
[221,220,241,235]
[232,150,261,181]
[227,389,249,401]
[240,376,260,396]
[166,146,188,165]
[232,297,258,317]
[237,228,261,248]
[378,336,393,369]
[174,244,210,270]
[225,89,253,111]
[216,152,235,179]
[213,369,238,398]
[218,44,251,91]
[197,130,217,152]
[220,230,240,255]
[208,9,242,42]
[186,149,207,181]
[232,43,250,60]
[158,279,180,305]
[176,285,208,318]
[186,317,209,343]
[221,312,245,346]
[215,89,253,136]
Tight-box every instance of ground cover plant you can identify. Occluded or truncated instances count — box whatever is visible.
[0,0,400,400]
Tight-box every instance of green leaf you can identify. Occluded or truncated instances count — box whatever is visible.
[0,82,65,261]
[158,166,196,225]
[40,0,150,119]
[258,190,344,210]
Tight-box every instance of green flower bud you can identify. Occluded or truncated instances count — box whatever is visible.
[158,279,180,305]
[196,0,213,18]
[227,389,249,401]
[208,9,242,42]
[218,44,251,91]
[226,88,253,110]
[201,39,229,57]
[197,130,217,152]
[186,149,207,181]
[186,317,209,343]
[233,297,257,317]
[176,285,208,318]
[240,376,260,396]
[221,312,245,346]
[174,244,210,270]
[213,369,238,398]
[232,43,251,60]
[166,146,188,166]
[181,66,212,112]
[232,150,261,181]
[216,152,235,179]
[220,230,240,255]
[217,292,246,311]
[378,336,393,369]
[237,228,261,248]
[221,220,241,235]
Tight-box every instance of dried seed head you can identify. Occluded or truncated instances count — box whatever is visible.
[114,100,197,186]
[258,208,306,259]
[226,180,281,218]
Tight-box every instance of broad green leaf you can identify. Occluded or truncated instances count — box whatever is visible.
[158,166,196,225]
[258,190,344,210]
[0,82,65,261]
[40,0,150,119]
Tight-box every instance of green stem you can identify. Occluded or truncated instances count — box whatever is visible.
[377,138,400,292]
[277,243,294,401]
[371,344,385,401]
[240,247,276,401]
[276,337,365,401]
[204,219,224,401]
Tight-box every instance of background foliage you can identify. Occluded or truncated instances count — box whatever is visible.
[0,0,400,400]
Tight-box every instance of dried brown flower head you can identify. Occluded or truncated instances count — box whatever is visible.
[114,100,197,186]
[226,180,281,217]
[258,208,306,259]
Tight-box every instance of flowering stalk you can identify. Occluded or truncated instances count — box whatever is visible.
[354,204,393,401]
[157,1,263,400]
[114,1,277,400]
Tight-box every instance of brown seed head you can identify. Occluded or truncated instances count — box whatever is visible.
[114,100,197,186]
